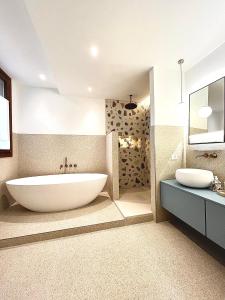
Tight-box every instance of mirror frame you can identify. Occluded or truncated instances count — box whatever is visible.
[188,76,225,145]
[0,67,12,157]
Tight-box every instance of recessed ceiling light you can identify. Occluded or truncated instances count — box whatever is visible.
[90,46,98,57]
[88,87,92,92]
[39,74,46,81]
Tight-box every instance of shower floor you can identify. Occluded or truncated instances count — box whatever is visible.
[115,187,152,217]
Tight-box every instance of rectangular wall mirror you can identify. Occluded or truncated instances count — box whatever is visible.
[0,68,12,157]
[189,77,225,144]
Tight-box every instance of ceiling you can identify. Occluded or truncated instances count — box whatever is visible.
[1,0,225,100]
[0,0,55,88]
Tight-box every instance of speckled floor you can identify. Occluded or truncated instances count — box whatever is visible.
[115,187,151,217]
[1,222,225,300]
[0,196,124,240]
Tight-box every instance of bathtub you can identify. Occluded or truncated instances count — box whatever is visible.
[6,173,107,212]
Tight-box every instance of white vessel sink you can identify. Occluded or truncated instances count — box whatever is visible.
[175,168,214,188]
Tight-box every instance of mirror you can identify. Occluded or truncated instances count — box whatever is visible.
[189,77,225,144]
[0,68,12,157]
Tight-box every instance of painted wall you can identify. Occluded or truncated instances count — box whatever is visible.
[13,82,105,135]
[186,42,225,96]
[150,67,185,222]
[0,134,18,210]
[186,41,225,179]
[0,81,20,210]
[0,81,107,210]
[13,82,107,178]
[152,65,183,126]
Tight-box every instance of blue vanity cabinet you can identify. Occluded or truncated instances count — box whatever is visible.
[161,179,225,250]
[206,201,225,249]
[161,181,206,235]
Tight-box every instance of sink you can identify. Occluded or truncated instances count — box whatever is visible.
[175,168,214,188]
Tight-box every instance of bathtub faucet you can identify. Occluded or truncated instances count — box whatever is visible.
[65,157,68,169]
[60,157,77,173]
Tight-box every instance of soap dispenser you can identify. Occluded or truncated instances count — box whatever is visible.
[211,176,222,192]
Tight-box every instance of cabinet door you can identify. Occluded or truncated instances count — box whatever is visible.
[161,183,206,235]
[206,201,225,249]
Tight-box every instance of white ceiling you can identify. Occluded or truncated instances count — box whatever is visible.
[1,0,225,100]
[0,0,55,88]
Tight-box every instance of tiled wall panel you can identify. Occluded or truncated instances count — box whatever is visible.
[105,100,150,188]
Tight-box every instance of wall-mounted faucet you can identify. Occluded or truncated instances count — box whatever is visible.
[195,152,218,159]
[59,157,77,173]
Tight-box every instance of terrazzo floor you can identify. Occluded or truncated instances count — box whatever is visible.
[115,187,151,217]
[0,196,124,240]
[1,221,225,299]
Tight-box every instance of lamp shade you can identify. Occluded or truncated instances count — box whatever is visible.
[198,106,212,118]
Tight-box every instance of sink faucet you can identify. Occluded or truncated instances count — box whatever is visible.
[195,152,217,159]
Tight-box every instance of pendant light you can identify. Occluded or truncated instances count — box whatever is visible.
[198,106,212,118]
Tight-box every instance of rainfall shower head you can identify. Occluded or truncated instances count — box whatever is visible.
[125,95,137,110]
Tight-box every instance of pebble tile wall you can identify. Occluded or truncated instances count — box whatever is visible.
[105,99,150,188]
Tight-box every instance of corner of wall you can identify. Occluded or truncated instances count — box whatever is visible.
[0,133,19,210]
[150,67,185,222]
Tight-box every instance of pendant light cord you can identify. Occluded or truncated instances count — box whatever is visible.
[180,63,183,103]
[178,59,184,104]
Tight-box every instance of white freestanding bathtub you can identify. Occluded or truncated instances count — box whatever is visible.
[6,173,107,212]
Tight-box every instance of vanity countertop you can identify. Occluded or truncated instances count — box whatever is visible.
[161,179,225,208]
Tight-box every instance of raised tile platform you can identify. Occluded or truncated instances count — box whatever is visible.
[0,195,153,248]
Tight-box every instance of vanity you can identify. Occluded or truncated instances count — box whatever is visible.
[162,75,225,250]
[161,179,225,250]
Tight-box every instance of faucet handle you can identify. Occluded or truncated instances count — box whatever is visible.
[65,157,68,168]
[209,152,217,158]
[74,164,77,168]
[60,164,63,170]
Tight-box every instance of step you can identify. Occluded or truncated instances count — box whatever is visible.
[0,213,153,249]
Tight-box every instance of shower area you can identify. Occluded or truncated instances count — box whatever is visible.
[105,98,151,217]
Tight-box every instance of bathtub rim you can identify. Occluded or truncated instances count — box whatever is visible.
[6,173,108,187]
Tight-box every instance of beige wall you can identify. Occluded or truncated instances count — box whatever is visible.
[151,126,184,222]
[0,134,18,209]
[18,134,106,177]
[187,147,225,183]
[0,134,107,210]
[106,132,119,200]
